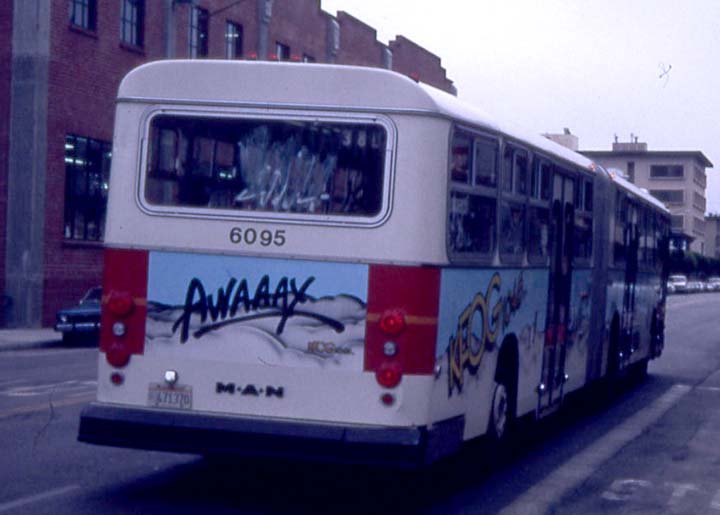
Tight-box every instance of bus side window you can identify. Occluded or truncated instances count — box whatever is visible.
[614,192,627,266]
[528,205,550,262]
[498,143,528,262]
[502,146,513,192]
[449,192,496,254]
[573,176,593,263]
[451,131,472,184]
[474,137,497,187]
[514,150,528,195]
[448,128,498,259]
[528,157,551,264]
[500,201,526,257]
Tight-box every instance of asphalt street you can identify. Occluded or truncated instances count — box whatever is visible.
[0,293,718,514]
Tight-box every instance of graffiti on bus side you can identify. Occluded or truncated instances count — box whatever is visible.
[447,272,527,396]
[171,275,345,344]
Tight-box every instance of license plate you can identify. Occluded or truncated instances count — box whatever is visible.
[147,384,192,410]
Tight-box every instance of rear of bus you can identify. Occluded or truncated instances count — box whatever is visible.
[78,61,459,466]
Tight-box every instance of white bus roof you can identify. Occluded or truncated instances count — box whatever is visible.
[119,60,666,212]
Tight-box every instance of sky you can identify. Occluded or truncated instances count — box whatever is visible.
[320,0,720,213]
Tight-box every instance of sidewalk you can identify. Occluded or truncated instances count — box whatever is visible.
[0,328,62,352]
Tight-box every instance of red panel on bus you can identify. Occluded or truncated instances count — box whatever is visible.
[100,248,149,362]
[365,265,441,374]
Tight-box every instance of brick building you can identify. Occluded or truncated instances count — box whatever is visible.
[1,0,455,327]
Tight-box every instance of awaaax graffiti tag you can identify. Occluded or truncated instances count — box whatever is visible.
[172,275,345,343]
[448,272,527,396]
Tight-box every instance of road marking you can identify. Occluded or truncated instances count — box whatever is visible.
[0,380,97,397]
[0,393,95,420]
[0,484,81,513]
[499,383,691,515]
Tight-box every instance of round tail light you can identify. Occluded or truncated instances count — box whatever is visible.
[376,362,403,388]
[379,311,406,335]
[107,291,135,317]
[106,342,131,368]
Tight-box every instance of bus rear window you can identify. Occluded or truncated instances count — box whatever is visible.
[144,115,387,218]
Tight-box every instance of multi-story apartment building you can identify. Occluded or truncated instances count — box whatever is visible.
[1,0,454,327]
[582,138,713,254]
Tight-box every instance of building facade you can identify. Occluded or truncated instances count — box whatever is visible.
[582,138,713,254]
[1,0,455,327]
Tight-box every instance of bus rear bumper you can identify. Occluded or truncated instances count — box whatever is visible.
[78,402,464,467]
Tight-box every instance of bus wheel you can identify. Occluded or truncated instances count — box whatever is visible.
[629,358,649,381]
[607,315,621,378]
[489,381,509,440]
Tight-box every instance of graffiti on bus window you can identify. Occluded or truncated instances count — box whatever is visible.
[145,117,386,217]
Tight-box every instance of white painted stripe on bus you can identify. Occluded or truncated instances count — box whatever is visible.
[0,485,81,513]
[498,383,691,515]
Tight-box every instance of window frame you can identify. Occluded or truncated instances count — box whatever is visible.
[447,126,500,264]
[225,21,243,59]
[498,141,529,265]
[137,108,396,228]
[64,134,112,242]
[527,155,553,265]
[649,164,684,179]
[649,189,684,206]
[189,6,209,58]
[69,0,97,32]
[120,0,144,48]
[572,173,594,265]
[275,41,290,61]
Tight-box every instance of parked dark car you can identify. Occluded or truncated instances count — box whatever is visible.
[54,287,101,344]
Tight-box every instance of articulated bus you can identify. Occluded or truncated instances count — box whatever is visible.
[79,60,670,466]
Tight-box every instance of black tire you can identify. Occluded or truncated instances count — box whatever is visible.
[488,367,517,442]
[607,316,621,377]
[629,358,649,382]
[488,381,510,441]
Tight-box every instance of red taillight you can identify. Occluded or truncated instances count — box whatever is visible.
[364,265,440,376]
[380,393,395,406]
[101,249,149,367]
[106,342,131,368]
[379,310,406,335]
[376,362,403,388]
[107,291,134,317]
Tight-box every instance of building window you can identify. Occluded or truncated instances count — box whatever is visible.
[64,135,111,241]
[693,192,706,212]
[649,189,684,205]
[670,215,684,231]
[275,42,290,60]
[693,217,705,236]
[627,161,635,182]
[120,0,144,47]
[69,0,97,31]
[189,7,209,58]
[650,164,684,179]
[225,22,243,59]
